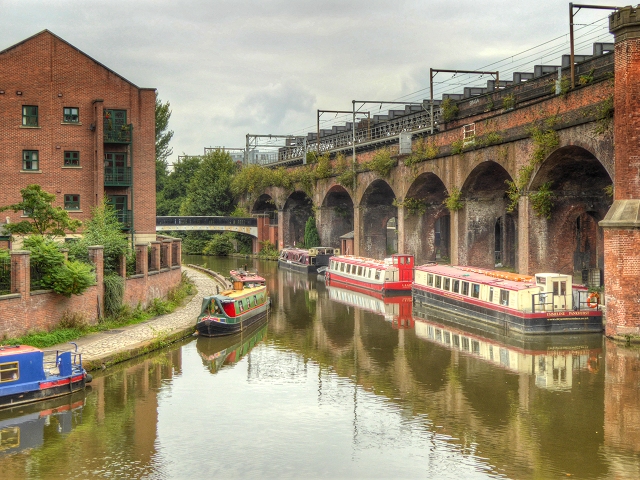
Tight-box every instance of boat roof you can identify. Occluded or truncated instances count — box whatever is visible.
[416,264,539,291]
[331,255,392,269]
[230,270,265,283]
[0,345,41,357]
[218,284,266,300]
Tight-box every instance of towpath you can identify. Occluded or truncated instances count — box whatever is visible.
[54,266,223,370]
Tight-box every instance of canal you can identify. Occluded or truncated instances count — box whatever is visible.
[1,256,639,479]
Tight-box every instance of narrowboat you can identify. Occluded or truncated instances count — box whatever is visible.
[412,304,602,390]
[412,264,603,334]
[327,285,414,329]
[196,270,270,337]
[0,345,91,409]
[325,254,414,294]
[278,246,339,273]
[196,318,268,374]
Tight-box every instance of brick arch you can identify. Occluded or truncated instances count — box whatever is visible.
[358,178,397,259]
[460,161,516,268]
[403,172,450,264]
[282,190,314,247]
[317,184,354,249]
[251,194,276,215]
[527,144,613,278]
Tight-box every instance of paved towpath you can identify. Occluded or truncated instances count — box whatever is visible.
[54,266,222,370]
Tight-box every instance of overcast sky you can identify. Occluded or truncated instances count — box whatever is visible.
[1,0,617,164]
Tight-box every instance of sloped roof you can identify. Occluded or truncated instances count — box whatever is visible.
[0,30,153,90]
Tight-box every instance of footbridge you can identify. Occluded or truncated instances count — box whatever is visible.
[156,216,277,253]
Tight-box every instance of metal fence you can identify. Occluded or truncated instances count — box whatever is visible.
[30,263,46,291]
[0,257,10,295]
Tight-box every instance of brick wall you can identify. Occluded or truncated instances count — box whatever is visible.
[0,239,182,340]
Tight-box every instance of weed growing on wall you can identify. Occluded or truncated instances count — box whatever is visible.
[444,187,464,212]
[364,148,395,178]
[441,98,459,122]
[405,137,439,168]
[529,181,555,219]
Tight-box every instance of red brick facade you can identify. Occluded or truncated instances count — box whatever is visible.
[0,30,156,244]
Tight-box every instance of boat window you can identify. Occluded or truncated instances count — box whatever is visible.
[453,335,460,348]
[472,340,480,354]
[375,270,380,280]
[310,257,316,265]
[471,284,480,298]
[393,257,398,265]
[443,277,450,291]
[400,257,405,265]
[462,281,469,295]
[0,362,19,382]
[553,281,566,296]
[452,279,460,293]
[461,337,470,351]
[500,289,509,306]
[435,276,442,288]
[346,264,351,274]
[489,287,494,303]
[444,331,451,344]
[358,266,363,276]
[253,296,257,306]
[368,268,372,278]
[427,274,433,286]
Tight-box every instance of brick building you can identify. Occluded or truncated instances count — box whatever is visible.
[0,30,156,245]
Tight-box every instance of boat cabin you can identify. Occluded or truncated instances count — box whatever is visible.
[329,254,414,283]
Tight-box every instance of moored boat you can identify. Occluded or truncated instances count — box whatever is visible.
[326,254,414,294]
[278,246,339,273]
[196,270,270,337]
[0,345,91,409]
[412,263,603,334]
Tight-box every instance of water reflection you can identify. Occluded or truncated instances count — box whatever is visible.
[197,318,269,373]
[0,256,638,478]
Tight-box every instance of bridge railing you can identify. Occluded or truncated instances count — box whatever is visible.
[156,216,258,227]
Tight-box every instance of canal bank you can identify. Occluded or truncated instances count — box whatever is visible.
[55,266,222,371]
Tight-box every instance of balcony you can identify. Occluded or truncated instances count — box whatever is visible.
[104,167,132,186]
[104,124,132,143]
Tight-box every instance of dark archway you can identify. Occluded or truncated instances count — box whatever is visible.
[252,194,277,218]
[360,180,396,259]
[282,191,313,247]
[320,185,354,250]
[404,172,449,264]
[529,145,612,282]
[461,161,515,268]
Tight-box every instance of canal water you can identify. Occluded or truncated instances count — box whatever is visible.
[1,256,639,479]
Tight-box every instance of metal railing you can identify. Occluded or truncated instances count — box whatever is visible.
[104,167,132,186]
[0,257,10,295]
[103,125,132,143]
[156,216,257,227]
[30,263,46,291]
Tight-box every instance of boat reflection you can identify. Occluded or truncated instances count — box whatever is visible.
[196,318,269,373]
[0,390,85,456]
[413,303,602,390]
[327,284,413,329]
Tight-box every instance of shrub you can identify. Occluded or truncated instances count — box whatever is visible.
[441,98,459,122]
[444,187,464,211]
[365,148,395,178]
[203,233,234,256]
[104,272,125,317]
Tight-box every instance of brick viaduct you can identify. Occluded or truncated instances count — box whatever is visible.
[243,7,640,339]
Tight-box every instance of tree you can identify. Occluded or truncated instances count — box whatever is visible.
[0,184,81,237]
[68,201,129,274]
[155,94,174,198]
[180,150,236,216]
[157,155,201,216]
[304,217,321,248]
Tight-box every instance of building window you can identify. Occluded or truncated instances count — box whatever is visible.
[63,107,79,123]
[22,105,38,126]
[22,150,39,170]
[64,194,80,210]
[64,151,80,166]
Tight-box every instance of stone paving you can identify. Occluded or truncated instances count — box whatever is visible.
[54,267,221,368]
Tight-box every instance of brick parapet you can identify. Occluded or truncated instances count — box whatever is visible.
[149,241,161,272]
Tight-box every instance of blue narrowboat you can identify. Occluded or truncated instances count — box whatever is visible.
[0,345,91,409]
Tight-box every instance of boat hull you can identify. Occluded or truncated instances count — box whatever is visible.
[196,302,269,337]
[412,285,603,335]
[278,258,318,273]
[326,272,411,295]
[0,376,88,409]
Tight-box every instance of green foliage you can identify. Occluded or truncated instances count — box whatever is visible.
[180,150,236,216]
[450,139,464,155]
[182,231,211,254]
[578,68,595,86]
[315,153,332,179]
[476,131,503,148]
[230,205,249,217]
[444,187,464,211]
[305,151,319,164]
[203,233,234,256]
[335,154,357,189]
[68,201,129,274]
[502,94,515,110]
[258,240,279,259]
[155,94,174,198]
[604,184,614,197]
[364,148,395,178]
[0,185,82,238]
[290,165,316,198]
[595,95,614,135]
[557,75,571,97]
[441,98,459,122]
[157,155,201,216]
[405,137,439,167]
[304,217,321,248]
[24,236,94,296]
[395,197,427,217]
[529,182,555,219]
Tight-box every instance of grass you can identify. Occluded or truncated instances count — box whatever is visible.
[2,272,196,349]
